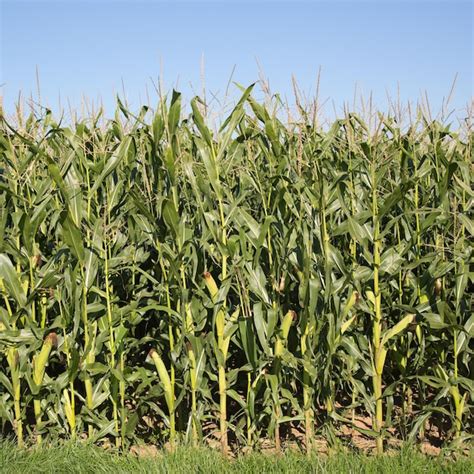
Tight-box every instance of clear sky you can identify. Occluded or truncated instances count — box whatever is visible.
[1,1,473,119]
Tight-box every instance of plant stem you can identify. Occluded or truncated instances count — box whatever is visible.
[372,160,383,455]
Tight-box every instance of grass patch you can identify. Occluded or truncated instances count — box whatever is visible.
[0,440,472,474]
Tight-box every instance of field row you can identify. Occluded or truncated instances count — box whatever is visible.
[0,89,472,453]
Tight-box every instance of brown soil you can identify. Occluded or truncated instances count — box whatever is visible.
[127,413,453,459]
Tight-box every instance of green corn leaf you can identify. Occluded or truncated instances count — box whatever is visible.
[168,90,182,138]
[191,97,213,148]
[89,136,135,195]
[381,314,415,346]
[60,212,85,263]
[0,254,27,308]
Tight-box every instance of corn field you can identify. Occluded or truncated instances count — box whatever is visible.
[0,87,472,455]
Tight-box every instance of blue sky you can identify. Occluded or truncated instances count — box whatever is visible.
[1,1,472,118]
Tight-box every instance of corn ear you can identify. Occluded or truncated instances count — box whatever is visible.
[274,310,294,358]
[203,272,219,303]
[33,333,57,386]
[150,349,174,414]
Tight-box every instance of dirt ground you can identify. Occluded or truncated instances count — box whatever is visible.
[128,412,456,458]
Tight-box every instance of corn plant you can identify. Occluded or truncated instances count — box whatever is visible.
[0,88,472,453]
